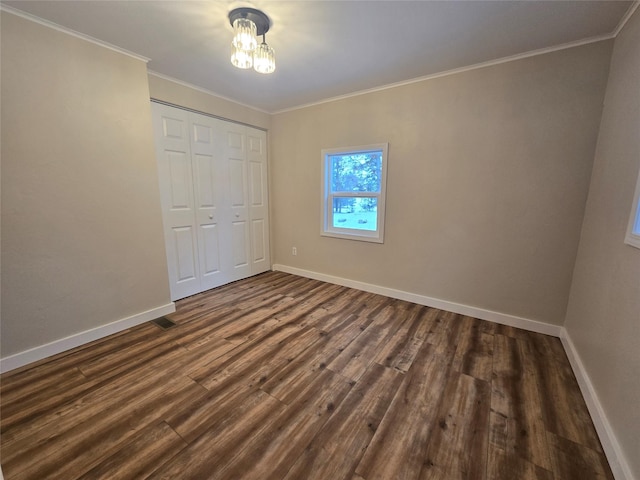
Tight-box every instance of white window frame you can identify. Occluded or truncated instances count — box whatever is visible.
[321,143,388,243]
[624,165,640,249]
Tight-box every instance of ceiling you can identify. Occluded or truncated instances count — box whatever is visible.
[2,1,636,113]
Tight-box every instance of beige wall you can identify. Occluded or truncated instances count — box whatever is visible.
[1,13,171,357]
[148,74,270,130]
[565,10,640,478]
[271,41,612,325]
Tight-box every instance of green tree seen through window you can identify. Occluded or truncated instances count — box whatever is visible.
[330,153,381,214]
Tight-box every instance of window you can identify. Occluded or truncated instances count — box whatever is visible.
[625,165,640,249]
[321,143,388,243]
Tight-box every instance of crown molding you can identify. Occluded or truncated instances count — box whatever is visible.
[613,1,640,37]
[272,33,613,115]
[147,70,271,115]
[0,4,150,63]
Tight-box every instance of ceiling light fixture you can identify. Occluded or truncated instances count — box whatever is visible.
[229,7,275,74]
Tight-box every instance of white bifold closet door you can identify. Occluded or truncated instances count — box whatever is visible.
[151,102,270,301]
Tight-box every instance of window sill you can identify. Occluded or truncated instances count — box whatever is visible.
[624,232,640,250]
[321,230,384,244]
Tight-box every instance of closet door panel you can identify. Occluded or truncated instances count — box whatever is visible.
[223,123,251,281]
[232,221,250,267]
[194,152,222,283]
[200,224,221,275]
[228,158,247,208]
[167,151,192,209]
[173,226,198,282]
[191,115,229,290]
[152,103,201,300]
[247,128,270,274]
[251,218,267,264]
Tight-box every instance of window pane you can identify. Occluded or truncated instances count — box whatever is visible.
[332,197,377,231]
[330,151,382,193]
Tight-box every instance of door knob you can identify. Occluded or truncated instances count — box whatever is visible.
[209,214,213,219]
[235,213,240,217]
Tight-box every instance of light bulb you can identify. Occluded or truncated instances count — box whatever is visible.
[232,18,257,52]
[231,43,253,69]
[253,42,275,74]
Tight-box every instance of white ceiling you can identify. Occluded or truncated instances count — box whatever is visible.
[2,1,635,113]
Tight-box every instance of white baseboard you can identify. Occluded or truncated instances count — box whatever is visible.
[272,264,562,337]
[560,329,635,480]
[0,303,176,374]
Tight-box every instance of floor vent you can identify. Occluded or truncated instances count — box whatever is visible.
[151,316,177,330]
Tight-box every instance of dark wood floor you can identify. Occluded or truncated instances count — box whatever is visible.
[1,271,613,479]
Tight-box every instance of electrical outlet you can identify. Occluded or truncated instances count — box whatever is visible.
[292,247,297,256]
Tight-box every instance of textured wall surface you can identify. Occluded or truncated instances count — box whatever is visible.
[1,13,171,356]
[271,41,612,325]
[565,10,640,479]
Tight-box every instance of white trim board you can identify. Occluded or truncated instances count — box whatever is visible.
[0,303,176,374]
[560,330,636,480]
[272,264,562,337]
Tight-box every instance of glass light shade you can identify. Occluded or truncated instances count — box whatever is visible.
[253,42,276,74]
[232,18,257,52]
[230,43,253,69]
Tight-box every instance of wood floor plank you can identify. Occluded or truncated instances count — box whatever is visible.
[487,444,554,480]
[282,363,404,480]
[0,341,190,455]
[451,316,494,382]
[269,282,351,327]
[77,331,181,378]
[0,271,614,480]
[527,334,605,453]
[185,322,305,383]
[164,271,300,323]
[546,431,615,480]
[166,290,288,346]
[327,305,405,381]
[180,332,237,357]
[2,342,206,472]
[425,310,467,362]
[165,306,240,344]
[372,304,436,373]
[419,371,491,480]
[1,334,182,435]
[196,326,325,392]
[355,342,450,479]
[76,421,187,480]
[300,288,374,327]
[0,323,160,395]
[146,391,286,480]
[205,294,288,339]
[300,287,376,321]
[1,367,91,433]
[491,334,552,471]
[5,376,207,480]
[211,370,352,480]
[1,324,167,428]
[261,318,368,404]
[168,275,311,330]
[164,375,257,444]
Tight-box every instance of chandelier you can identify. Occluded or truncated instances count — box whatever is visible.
[229,7,275,74]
